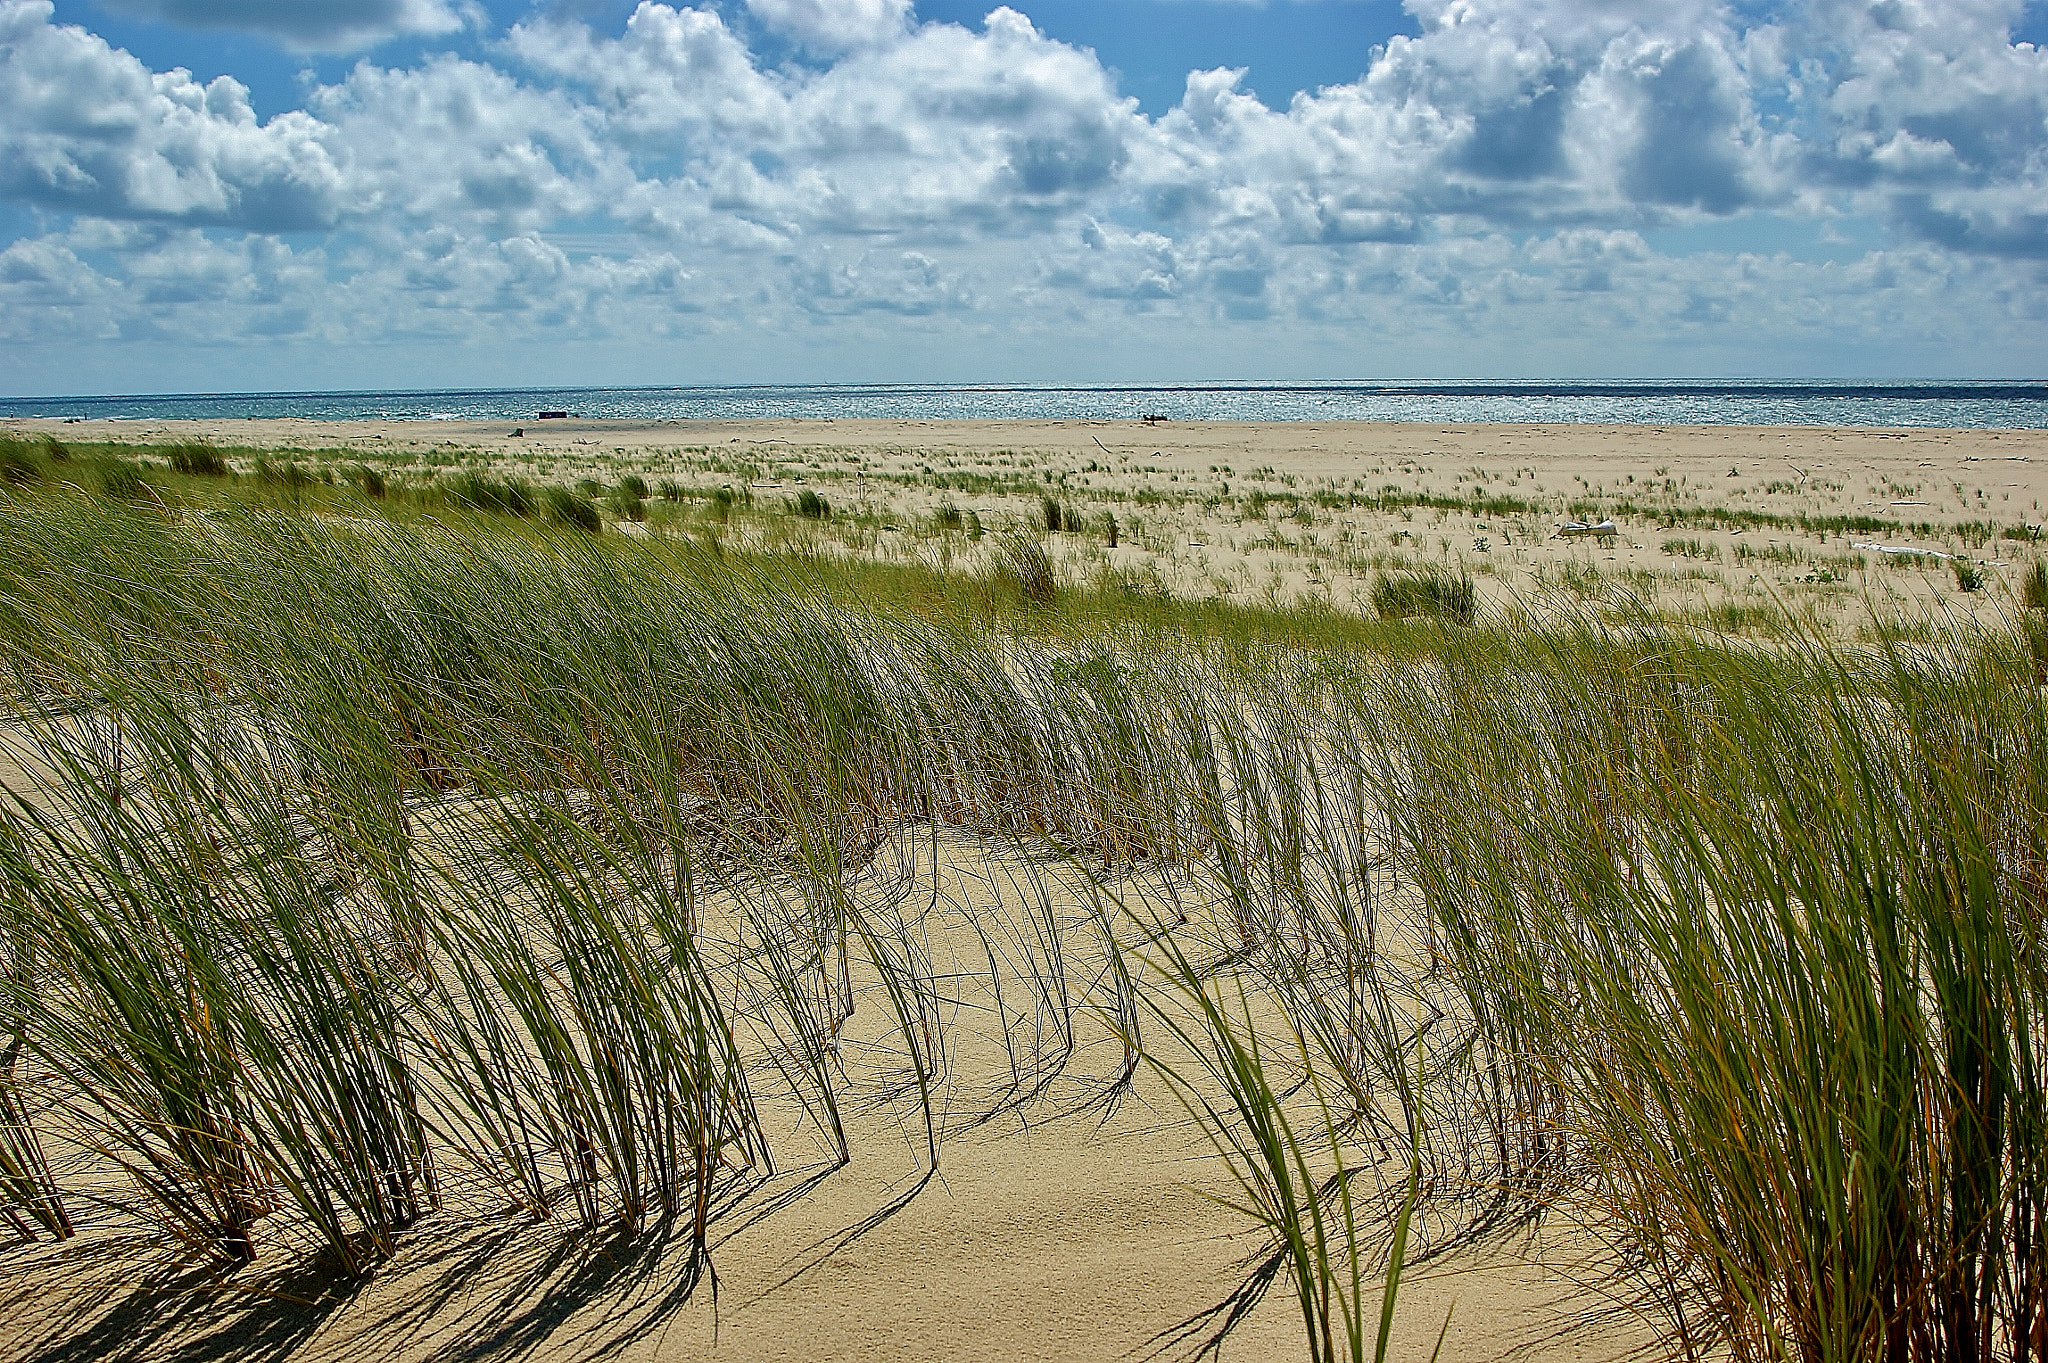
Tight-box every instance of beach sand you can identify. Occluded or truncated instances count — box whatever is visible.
[9,414,2044,626]
[3,414,2038,1361]
[0,821,1645,1363]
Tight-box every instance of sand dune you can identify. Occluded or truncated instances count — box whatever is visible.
[9,415,2043,626]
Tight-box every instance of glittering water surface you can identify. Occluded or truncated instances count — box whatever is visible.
[4,380,2045,429]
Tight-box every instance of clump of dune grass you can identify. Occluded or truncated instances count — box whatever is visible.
[2022,561,2048,680]
[1133,897,1438,1363]
[165,442,228,477]
[794,488,829,520]
[1369,567,1475,625]
[542,485,601,533]
[1002,534,1057,605]
[445,470,532,517]
[92,458,151,501]
[2023,560,2048,612]
[347,463,386,498]
[252,456,313,495]
[0,438,41,485]
[1363,623,2048,1362]
[609,483,647,522]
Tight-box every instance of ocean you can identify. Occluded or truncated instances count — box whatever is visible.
[3,379,2045,429]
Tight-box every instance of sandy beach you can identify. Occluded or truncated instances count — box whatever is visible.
[3,416,2043,1363]
[9,414,2044,628]
[0,814,1642,1363]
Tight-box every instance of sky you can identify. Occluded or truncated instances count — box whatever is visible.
[0,0,2045,395]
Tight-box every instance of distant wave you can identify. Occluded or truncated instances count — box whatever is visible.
[4,379,2044,428]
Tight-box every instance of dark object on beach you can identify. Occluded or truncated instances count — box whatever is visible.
[1141,414,1166,425]
[509,428,524,437]
[538,411,570,420]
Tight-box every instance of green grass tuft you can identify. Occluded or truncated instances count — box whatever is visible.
[1369,567,1476,625]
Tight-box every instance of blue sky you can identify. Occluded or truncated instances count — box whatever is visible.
[1,0,2045,395]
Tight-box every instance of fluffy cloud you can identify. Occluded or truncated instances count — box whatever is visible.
[0,0,2042,381]
[0,1,344,227]
[743,0,911,54]
[1131,0,1791,242]
[7,0,2040,248]
[507,5,1140,237]
[308,56,621,232]
[1785,0,2048,254]
[93,0,469,52]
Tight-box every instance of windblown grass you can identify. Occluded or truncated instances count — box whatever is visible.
[0,476,2042,1363]
[1369,567,1476,625]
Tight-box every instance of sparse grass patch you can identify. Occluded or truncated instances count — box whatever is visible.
[1661,536,1718,560]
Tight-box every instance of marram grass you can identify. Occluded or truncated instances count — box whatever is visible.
[0,483,2044,1362]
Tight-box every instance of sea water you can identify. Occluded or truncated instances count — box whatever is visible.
[3,380,2045,429]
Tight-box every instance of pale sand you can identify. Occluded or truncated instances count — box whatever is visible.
[3,414,2036,1361]
[9,414,2045,626]
[0,824,1648,1363]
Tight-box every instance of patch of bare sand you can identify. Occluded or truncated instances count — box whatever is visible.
[0,815,1648,1363]
[0,1084,1637,1363]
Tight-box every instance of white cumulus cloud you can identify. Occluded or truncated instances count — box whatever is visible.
[0,0,2042,385]
[0,1,345,227]
[93,0,470,52]
[742,0,910,54]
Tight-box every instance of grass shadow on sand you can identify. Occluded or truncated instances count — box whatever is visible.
[2,1209,735,1363]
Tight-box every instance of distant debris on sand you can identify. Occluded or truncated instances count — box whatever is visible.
[1141,413,1166,425]
[1555,519,1619,539]
[538,410,571,419]
[509,428,524,437]
[1854,541,1963,562]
